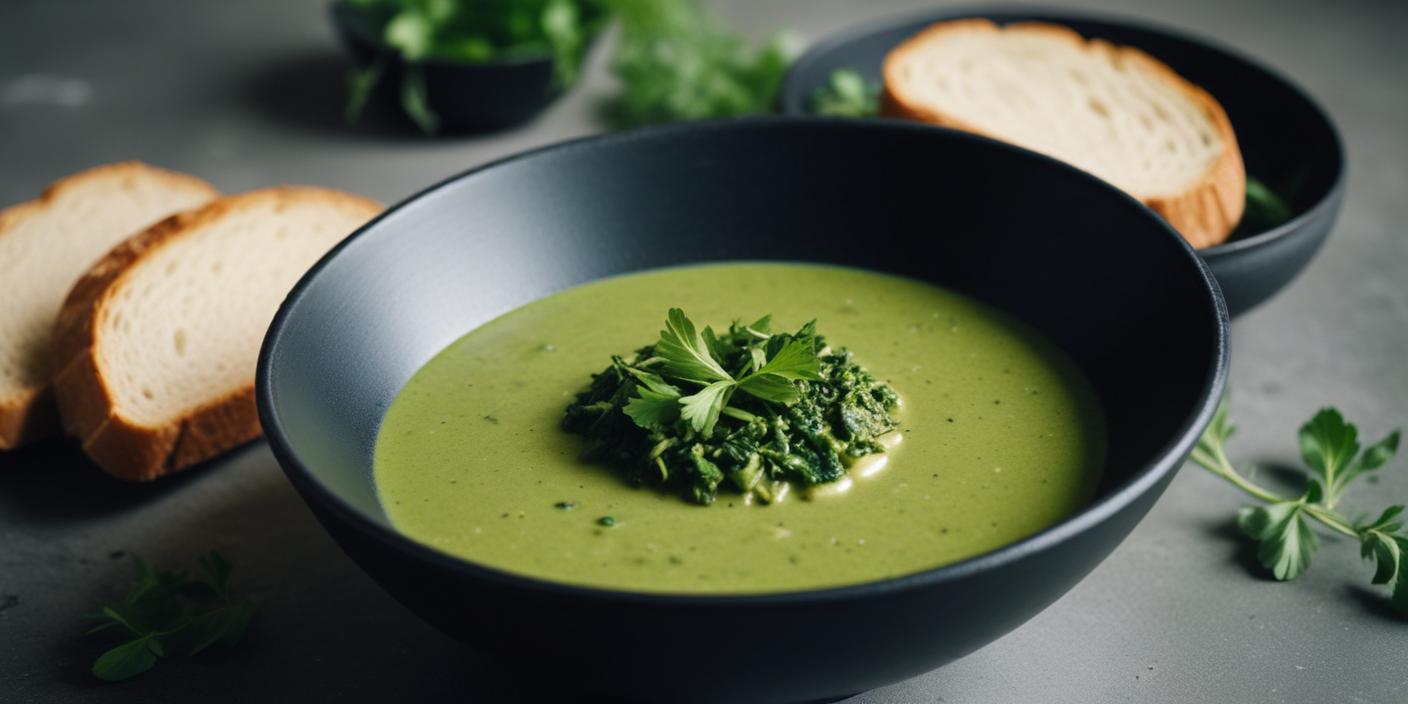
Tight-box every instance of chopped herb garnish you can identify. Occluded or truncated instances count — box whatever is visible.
[554,501,577,510]
[1193,403,1406,614]
[562,309,899,505]
[597,516,617,527]
[86,552,255,682]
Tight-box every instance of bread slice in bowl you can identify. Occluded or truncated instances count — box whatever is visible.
[0,162,217,450]
[50,187,381,480]
[882,19,1245,248]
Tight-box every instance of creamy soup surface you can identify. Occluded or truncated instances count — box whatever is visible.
[374,263,1105,594]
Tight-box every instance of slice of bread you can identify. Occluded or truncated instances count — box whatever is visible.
[50,187,381,480]
[0,162,218,450]
[882,19,1245,248]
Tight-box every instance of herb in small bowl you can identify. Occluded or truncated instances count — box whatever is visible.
[809,68,880,118]
[1193,404,1406,614]
[337,0,798,134]
[563,309,899,505]
[86,552,255,682]
[337,0,605,133]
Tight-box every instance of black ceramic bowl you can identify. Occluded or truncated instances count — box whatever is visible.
[778,7,1345,316]
[257,119,1228,703]
[330,1,593,132]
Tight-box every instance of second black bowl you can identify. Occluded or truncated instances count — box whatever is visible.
[779,6,1346,316]
[258,119,1227,703]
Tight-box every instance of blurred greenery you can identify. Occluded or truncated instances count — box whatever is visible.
[341,0,797,134]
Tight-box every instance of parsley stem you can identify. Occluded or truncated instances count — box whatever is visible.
[1191,444,1361,539]
[1301,505,1360,538]
[1190,444,1282,504]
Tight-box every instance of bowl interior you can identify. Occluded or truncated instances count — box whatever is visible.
[260,119,1225,556]
[778,8,1344,252]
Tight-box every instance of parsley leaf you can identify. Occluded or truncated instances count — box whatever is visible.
[623,386,682,430]
[655,308,732,384]
[1298,408,1403,508]
[1299,408,1360,506]
[1345,430,1402,496]
[93,636,162,683]
[344,57,386,125]
[809,68,880,118]
[1244,176,1295,229]
[622,365,680,395]
[1237,483,1321,580]
[1360,521,1408,613]
[399,64,439,135]
[735,372,801,405]
[747,334,822,381]
[86,552,255,682]
[1193,403,1407,617]
[679,380,734,435]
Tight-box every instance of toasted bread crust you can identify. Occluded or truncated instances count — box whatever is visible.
[881,19,1245,248]
[50,187,381,480]
[0,162,217,450]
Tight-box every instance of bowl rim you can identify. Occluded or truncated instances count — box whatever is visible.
[257,116,1231,607]
[776,3,1347,260]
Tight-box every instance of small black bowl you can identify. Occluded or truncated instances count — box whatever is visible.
[778,6,1346,316]
[330,1,591,133]
[257,118,1228,703]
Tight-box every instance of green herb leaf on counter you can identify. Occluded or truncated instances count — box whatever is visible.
[809,69,880,118]
[87,552,255,682]
[1298,408,1402,509]
[1358,506,1408,611]
[1236,487,1318,581]
[562,309,897,505]
[1192,403,1408,615]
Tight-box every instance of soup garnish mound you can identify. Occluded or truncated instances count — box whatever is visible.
[561,308,900,506]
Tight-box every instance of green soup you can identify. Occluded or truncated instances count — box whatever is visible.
[374,263,1104,594]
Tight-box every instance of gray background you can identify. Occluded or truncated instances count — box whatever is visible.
[2,0,1405,702]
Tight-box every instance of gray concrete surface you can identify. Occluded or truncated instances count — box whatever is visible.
[2,0,1406,702]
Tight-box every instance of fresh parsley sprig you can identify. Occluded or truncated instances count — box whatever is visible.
[629,308,822,436]
[1192,404,1406,612]
[87,552,256,682]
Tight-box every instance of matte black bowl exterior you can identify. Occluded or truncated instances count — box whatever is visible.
[778,6,1346,317]
[331,2,578,132]
[258,119,1228,703]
